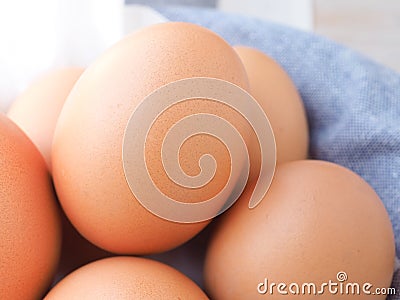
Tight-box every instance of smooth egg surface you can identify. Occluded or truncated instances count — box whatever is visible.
[205,160,395,299]
[46,256,209,299]
[7,67,84,170]
[234,46,308,164]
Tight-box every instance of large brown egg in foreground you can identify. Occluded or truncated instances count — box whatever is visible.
[234,46,308,163]
[45,256,208,299]
[205,160,395,299]
[0,113,61,299]
[52,22,250,254]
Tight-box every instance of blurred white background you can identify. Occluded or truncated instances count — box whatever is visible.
[0,0,399,112]
[0,0,125,112]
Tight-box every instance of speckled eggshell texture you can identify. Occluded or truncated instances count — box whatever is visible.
[0,113,61,299]
[52,22,249,254]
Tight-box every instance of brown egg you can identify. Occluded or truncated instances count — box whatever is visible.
[46,256,209,299]
[0,113,61,299]
[7,67,83,170]
[205,160,395,299]
[52,22,250,254]
[4,67,109,279]
[234,46,308,163]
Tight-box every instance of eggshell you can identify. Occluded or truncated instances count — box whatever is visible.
[0,113,61,299]
[46,256,209,299]
[234,46,309,163]
[205,160,395,299]
[7,67,83,170]
[5,67,109,279]
[52,22,250,254]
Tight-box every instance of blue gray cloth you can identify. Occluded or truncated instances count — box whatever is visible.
[148,5,400,298]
